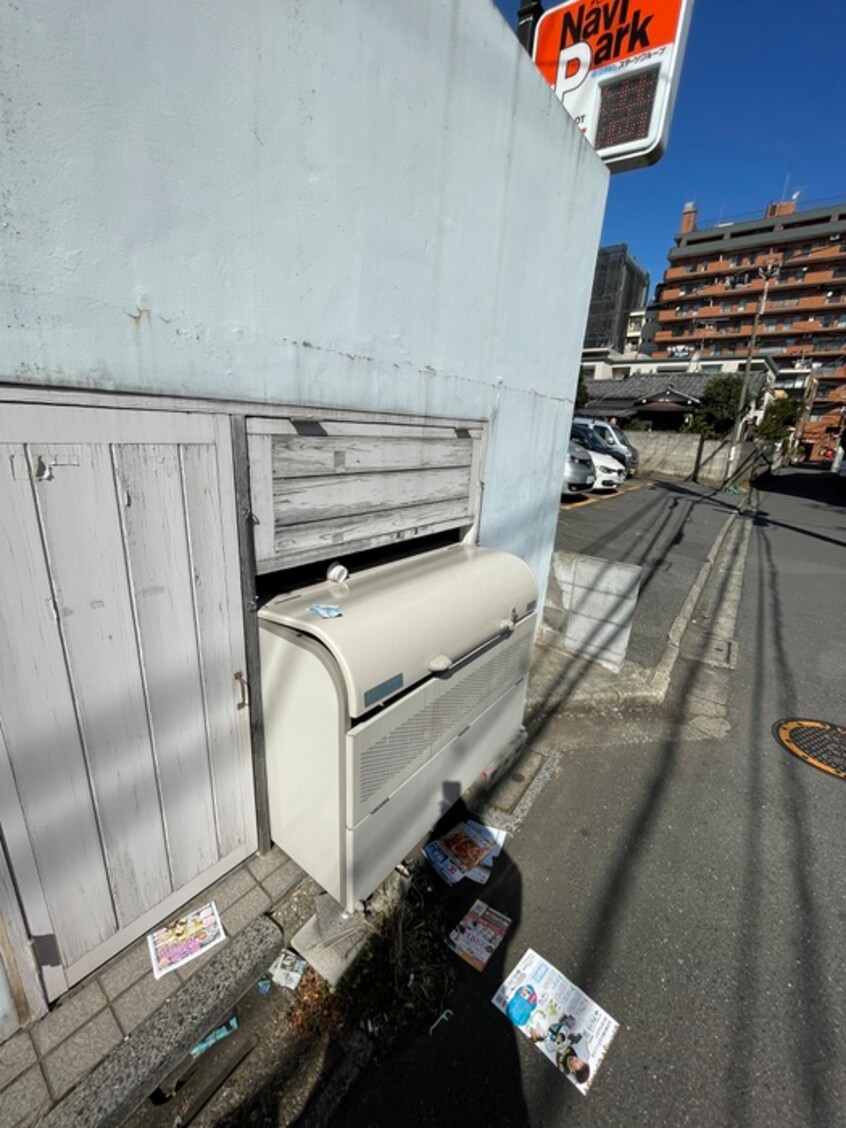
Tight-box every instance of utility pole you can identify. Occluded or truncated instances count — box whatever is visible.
[727,260,780,479]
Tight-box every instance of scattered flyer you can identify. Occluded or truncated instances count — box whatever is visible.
[423,840,466,885]
[268,949,308,990]
[147,901,225,979]
[447,900,511,972]
[440,821,497,871]
[492,948,619,1095]
[424,820,506,885]
[465,822,507,884]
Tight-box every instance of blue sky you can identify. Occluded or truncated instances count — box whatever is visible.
[492,0,846,299]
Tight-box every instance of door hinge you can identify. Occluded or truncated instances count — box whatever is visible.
[31,933,61,968]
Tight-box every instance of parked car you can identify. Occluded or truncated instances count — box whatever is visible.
[562,440,596,495]
[569,424,626,491]
[572,416,639,476]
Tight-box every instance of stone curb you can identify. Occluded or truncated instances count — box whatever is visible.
[41,915,284,1128]
[549,501,746,716]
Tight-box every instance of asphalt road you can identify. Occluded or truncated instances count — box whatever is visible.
[557,480,740,668]
[334,468,846,1128]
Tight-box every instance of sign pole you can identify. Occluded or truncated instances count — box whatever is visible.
[517,1,545,55]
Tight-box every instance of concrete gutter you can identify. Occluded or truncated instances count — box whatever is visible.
[41,915,283,1128]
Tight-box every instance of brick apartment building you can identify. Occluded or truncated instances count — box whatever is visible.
[652,198,846,367]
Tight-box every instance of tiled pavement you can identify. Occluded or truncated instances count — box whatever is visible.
[0,846,304,1128]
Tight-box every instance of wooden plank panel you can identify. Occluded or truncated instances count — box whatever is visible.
[180,443,255,857]
[270,435,474,478]
[273,496,472,556]
[115,444,219,888]
[261,514,473,574]
[247,416,482,439]
[271,467,471,527]
[0,405,218,445]
[246,433,275,565]
[33,444,172,928]
[0,445,116,968]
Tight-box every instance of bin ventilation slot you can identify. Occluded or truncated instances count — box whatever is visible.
[356,635,530,807]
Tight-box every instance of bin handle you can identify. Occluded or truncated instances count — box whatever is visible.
[427,619,516,675]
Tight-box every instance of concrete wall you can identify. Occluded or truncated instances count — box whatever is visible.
[0,0,608,592]
[635,433,779,487]
[634,432,732,486]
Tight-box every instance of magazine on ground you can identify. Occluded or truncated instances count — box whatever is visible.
[269,949,308,990]
[492,948,619,1094]
[147,900,226,979]
[446,900,512,971]
[424,820,506,884]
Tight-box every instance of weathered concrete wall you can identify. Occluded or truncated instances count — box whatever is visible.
[634,433,733,486]
[0,0,608,594]
[635,433,779,487]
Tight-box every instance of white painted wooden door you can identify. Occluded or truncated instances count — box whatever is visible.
[0,404,256,999]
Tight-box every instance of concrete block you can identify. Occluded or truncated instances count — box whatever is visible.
[573,556,642,598]
[42,1010,123,1100]
[112,972,175,1035]
[0,1065,51,1127]
[565,613,631,670]
[0,1029,36,1090]
[41,916,283,1128]
[261,859,306,905]
[204,867,258,913]
[31,982,108,1057]
[551,552,577,593]
[220,886,271,938]
[246,847,290,883]
[98,940,153,1002]
[569,584,638,626]
[540,606,569,636]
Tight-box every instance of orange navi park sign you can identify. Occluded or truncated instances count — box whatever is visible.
[533,0,695,173]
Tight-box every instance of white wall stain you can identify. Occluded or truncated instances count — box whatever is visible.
[0,0,608,592]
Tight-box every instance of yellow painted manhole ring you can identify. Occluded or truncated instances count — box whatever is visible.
[773,719,846,780]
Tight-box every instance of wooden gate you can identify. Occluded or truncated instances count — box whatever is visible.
[0,404,256,999]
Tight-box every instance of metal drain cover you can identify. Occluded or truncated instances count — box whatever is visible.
[773,718,846,779]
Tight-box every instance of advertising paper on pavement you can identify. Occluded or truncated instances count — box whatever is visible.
[446,900,511,972]
[492,948,619,1094]
[424,820,506,885]
[147,900,225,979]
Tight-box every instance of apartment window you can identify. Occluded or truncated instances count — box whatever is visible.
[809,405,832,421]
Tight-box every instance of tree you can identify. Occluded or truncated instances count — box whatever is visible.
[575,370,589,410]
[756,396,802,442]
[686,374,746,439]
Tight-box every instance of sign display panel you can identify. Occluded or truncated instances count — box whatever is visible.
[533,0,694,172]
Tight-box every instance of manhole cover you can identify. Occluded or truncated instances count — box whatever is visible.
[772,718,846,779]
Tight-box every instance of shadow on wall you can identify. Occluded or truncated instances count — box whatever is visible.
[634,433,777,488]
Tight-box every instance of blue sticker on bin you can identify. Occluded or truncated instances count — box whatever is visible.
[364,673,403,708]
[307,603,342,619]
